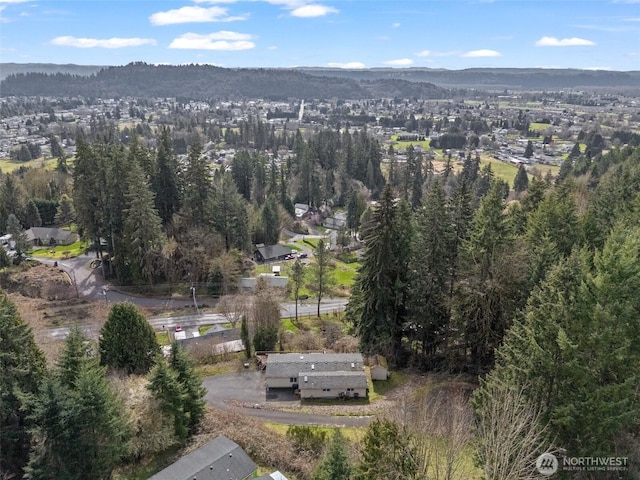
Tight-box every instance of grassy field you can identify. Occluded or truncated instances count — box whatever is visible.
[389,134,431,151]
[529,122,554,132]
[264,423,366,441]
[0,156,58,173]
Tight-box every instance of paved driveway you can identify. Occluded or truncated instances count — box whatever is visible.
[202,371,371,427]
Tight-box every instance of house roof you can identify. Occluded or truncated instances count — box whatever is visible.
[255,244,293,261]
[299,370,368,390]
[266,353,364,378]
[147,436,257,480]
[25,227,75,243]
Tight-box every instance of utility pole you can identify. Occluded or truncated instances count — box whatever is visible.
[102,287,108,305]
[72,271,79,299]
[191,285,200,315]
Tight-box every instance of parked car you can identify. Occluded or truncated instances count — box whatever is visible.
[175,326,182,332]
[298,252,308,259]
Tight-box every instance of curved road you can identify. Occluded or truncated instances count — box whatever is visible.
[36,255,348,338]
[203,371,372,427]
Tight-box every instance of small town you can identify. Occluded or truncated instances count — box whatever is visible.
[1,0,640,479]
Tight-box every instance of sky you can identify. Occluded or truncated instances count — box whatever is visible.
[1,0,639,71]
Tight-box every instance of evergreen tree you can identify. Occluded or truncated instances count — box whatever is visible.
[57,325,93,388]
[349,184,411,362]
[524,140,534,159]
[99,302,160,374]
[262,195,281,245]
[479,226,640,457]
[152,126,180,225]
[0,294,46,477]
[210,170,250,252]
[147,358,189,442]
[355,419,420,480]
[169,342,206,434]
[456,180,524,373]
[512,165,529,193]
[25,335,130,479]
[312,429,352,480]
[123,162,165,283]
[25,199,42,228]
[407,179,453,368]
[182,133,211,225]
[54,194,75,227]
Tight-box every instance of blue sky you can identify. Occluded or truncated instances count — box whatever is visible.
[1,0,639,70]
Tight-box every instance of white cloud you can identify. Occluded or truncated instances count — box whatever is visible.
[624,17,640,21]
[383,58,414,66]
[267,45,277,50]
[290,4,338,17]
[0,0,32,3]
[535,36,595,46]
[392,22,400,28]
[327,61,366,68]
[584,66,612,70]
[416,50,431,57]
[169,32,255,50]
[50,36,157,48]
[436,50,459,56]
[461,49,501,57]
[149,6,246,25]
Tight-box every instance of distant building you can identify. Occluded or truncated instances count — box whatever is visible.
[254,244,293,263]
[148,435,257,480]
[294,203,310,218]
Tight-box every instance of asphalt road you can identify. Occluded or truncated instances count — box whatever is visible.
[203,371,371,427]
[34,255,348,339]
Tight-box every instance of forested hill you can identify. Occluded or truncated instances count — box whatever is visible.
[297,67,640,90]
[0,63,448,100]
[0,62,103,81]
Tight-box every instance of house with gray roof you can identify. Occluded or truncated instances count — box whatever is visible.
[25,227,78,247]
[298,370,368,399]
[254,244,293,263]
[265,353,367,398]
[148,435,257,480]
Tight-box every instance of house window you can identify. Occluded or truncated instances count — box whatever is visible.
[322,388,331,392]
[347,388,354,392]
[290,377,297,383]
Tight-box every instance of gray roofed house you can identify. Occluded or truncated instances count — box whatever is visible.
[265,353,366,392]
[25,227,78,247]
[266,353,364,378]
[254,244,293,263]
[299,370,368,389]
[147,435,257,480]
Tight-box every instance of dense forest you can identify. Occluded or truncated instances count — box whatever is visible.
[0,63,449,101]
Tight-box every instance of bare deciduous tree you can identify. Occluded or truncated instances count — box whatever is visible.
[390,381,474,480]
[474,380,554,480]
[217,294,249,328]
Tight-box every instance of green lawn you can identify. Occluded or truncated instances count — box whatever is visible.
[31,239,90,259]
[529,122,553,132]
